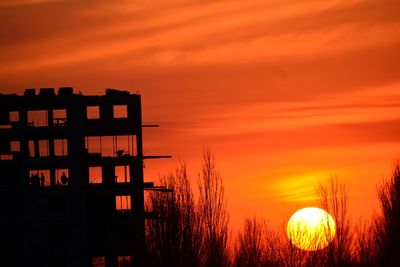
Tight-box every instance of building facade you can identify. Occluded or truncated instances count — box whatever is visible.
[0,88,161,267]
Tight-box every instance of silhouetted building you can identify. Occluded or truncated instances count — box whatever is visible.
[0,88,167,267]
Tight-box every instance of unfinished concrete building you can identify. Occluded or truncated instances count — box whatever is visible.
[0,88,166,267]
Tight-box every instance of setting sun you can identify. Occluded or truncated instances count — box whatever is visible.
[287,207,336,251]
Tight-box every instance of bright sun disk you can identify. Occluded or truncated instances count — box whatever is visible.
[287,207,336,251]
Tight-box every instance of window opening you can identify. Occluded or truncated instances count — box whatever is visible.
[115,195,131,211]
[39,140,49,157]
[56,169,69,186]
[54,139,68,156]
[115,135,135,156]
[86,136,101,154]
[86,135,136,157]
[29,170,50,187]
[89,167,102,184]
[0,154,13,160]
[91,257,105,267]
[53,109,67,126]
[28,110,48,127]
[10,141,20,152]
[101,136,114,157]
[28,140,35,157]
[113,105,128,118]
[115,165,130,183]
[87,106,100,119]
[9,111,19,122]
[118,256,133,267]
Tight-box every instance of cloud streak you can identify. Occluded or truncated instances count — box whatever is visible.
[1,0,399,73]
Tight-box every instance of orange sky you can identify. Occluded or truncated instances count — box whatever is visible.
[1,0,400,229]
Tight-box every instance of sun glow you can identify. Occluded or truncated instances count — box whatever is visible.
[287,207,336,251]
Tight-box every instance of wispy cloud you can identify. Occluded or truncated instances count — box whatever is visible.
[0,0,63,7]
[1,0,399,73]
[183,82,400,138]
[266,170,331,203]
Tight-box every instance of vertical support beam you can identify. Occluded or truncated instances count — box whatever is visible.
[134,95,146,266]
[66,98,88,267]
[48,109,53,127]
[34,139,39,158]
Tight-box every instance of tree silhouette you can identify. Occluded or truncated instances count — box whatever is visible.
[235,217,283,267]
[198,150,230,267]
[316,178,354,267]
[375,163,400,266]
[353,218,376,266]
[234,217,266,267]
[146,151,230,267]
[146,163,201,267]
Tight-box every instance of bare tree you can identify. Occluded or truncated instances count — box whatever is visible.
[283,219,308,267]
[146,163,202,267]
[263,225,284,267]
[353,218,376,267]
[198,150,230,267]
[316,178,354,267]
[234,217,284,267]
[375,163,400,266]
[234,217,265,267]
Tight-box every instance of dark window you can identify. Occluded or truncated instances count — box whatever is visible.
[9,111,19,122]
[0,154,13,160]
[91,257,105,267]
[10,141,20,152]
[118,256,133,267]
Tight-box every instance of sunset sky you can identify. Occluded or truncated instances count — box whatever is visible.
[1,0,400,229]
